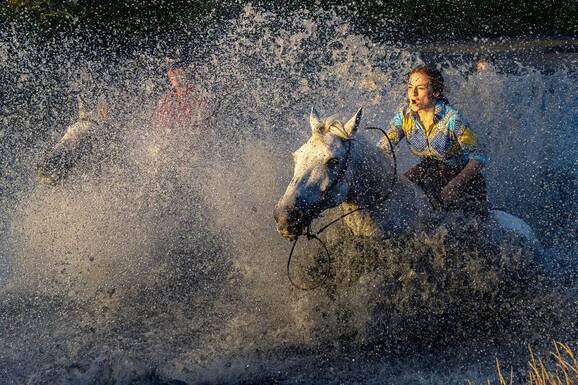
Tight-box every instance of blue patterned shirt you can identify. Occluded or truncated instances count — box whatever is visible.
[380,100,487,166]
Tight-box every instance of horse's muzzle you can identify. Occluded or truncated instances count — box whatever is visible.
[273,204,307,241]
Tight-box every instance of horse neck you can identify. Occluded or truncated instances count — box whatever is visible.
[348,138,395,208]
[331,139,394,237]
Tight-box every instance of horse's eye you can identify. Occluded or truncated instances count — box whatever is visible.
[327,158,339,167]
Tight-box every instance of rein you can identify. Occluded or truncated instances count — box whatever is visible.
[286,126,397,290]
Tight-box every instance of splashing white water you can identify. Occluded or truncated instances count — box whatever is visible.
[1,6,577,385]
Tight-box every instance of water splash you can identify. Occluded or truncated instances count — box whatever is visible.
[1,6,577,385]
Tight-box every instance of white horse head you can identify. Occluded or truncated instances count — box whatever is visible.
[274,108,362,240]
[37,95,110,185]
[274,107,417,240]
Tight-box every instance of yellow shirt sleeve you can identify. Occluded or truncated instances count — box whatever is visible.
[457,127,478,147]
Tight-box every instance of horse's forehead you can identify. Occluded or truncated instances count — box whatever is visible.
[297,134,343,159]
[73,118,95,127]
[64,120,94,136]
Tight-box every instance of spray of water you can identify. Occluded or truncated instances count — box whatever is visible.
[1,6,577,385]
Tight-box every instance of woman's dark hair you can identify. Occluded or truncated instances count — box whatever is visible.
[409,64,448,103]
[166,51,192,70]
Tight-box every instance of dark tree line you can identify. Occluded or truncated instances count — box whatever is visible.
[1,0,577,44]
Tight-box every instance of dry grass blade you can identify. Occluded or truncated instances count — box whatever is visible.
[529,346,544,384]
[496,357,513,385]
[538,357,551,384]
[553,342,572,385]
[558,342,578,376]
[530,345,539,370]
[469,343,578,385]
[528,342,578,385]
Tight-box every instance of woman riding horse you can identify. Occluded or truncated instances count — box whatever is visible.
[381,64,488,215]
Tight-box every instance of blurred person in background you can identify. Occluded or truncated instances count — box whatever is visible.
[153,54,210,134]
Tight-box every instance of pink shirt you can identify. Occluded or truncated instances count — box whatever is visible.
[153,87,208,131]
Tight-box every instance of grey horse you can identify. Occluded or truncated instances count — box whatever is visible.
[37,96,114,185]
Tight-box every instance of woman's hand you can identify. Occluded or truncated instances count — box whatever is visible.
[441,159,482,204]
[441,180,460,204]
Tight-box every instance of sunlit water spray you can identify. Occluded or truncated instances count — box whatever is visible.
[1,6,577,385]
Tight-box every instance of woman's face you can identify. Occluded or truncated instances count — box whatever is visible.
[407,72,438,112]
[167,67,186,90]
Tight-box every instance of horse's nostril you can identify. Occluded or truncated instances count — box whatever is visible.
[288,207,304,223]
[274,205,304,228]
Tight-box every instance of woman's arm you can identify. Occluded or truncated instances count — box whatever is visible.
[379,111,405,154]
[441,110,486,203]
[441,159,482,202]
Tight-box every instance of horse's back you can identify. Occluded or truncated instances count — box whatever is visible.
[490,209,539,247]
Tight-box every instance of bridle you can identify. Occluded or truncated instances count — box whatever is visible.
[286,126,397,290]
[298,139,354,226]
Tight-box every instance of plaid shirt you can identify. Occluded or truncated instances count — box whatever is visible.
[381,100,486,166]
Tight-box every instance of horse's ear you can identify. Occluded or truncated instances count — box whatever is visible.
[344,107,363,137]
[95,95,109,124]
[77,96,89,120]
[310,107,322,133]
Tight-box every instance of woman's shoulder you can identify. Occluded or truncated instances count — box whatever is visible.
[438,100,462,115]
[389,105,410,126]
[437,100,467,122]
[437,101,473,132]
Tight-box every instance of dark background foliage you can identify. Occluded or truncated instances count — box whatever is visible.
[1,0,577,45]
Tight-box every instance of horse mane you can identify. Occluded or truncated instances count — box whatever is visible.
[320,116,350,139]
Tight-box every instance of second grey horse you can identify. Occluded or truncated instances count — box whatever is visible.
[37,96,116,185]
